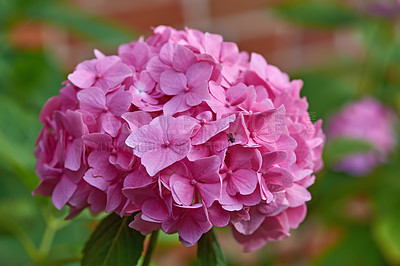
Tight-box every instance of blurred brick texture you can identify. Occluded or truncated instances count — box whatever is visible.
[11,0,362,74]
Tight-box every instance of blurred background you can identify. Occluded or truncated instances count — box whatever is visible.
[1,0,400,265]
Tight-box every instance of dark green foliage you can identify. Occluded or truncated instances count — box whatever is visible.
[197,229,227,266]
[82,213,145,266]
[273,1,361,28]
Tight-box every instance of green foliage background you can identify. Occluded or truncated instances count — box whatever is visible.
[0,0,399,265]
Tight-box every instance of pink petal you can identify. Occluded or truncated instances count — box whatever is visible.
[191,114,235,145]
[186,62,213,88]
[107,91,133,116]
[261,151,288,170]
[228,146,256,170]
[232,207,265,235]
[285,183,311,207]
[185,82,210,107]
[142,199,169,221]
[204,32,222,60]
[64,110,85,138]
[163,94,190,115]
[160,69,187,95]
[52,176,78,210]
[225,113,249,144]
[82,133,112,150]
[94,49,105,59]
[258,192,288,216]
[77,87,106,115]
[220,42,239,63]
[39,97,60,123]
[141,143,190,176]
[226,83,247,105]
[229,169,258,196]
[121,111,152,131]
[68,60,97,88]
[100,112,122,137]
[170,174,195,206]
[207,203,230,227]
[264,167,293,189]
[129,213,161,235]
[159,43,174,65]
[119,42,151,69]
[285,204,307,229]
[84,169,109,191]
[88,189,106,214]
[208,81,226,103]
[59,85,78,111]
[106,183,123,212]
[88,151,118,181]
[124,168,154,189]
[168,115,198,139]
[96,56,132,89]
[249,106,286,143]
[125,124,164,157]
[172,45,196,72]
[189,155,221,183]
[197,182,221,207]
[249,52,268,79]
[196,111,213,121]
[64,139,82,171]
[146,56,168,81]
[178,205,212,245]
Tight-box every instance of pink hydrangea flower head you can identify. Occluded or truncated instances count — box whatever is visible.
[327,98,397,175]
[34,26,325,250]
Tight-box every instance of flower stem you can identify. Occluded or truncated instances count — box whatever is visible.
[141,229,159,266]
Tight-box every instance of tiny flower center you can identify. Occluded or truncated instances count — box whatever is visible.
[162,141,170,148]
[227,169,233,175]
[111,149,117,155]
[184,87,190,93]
[200,118,207,125]
[225,102,231,107]
[95,74,102,80]
[250,131,257,138]
[103,107,109,112]
[190,179,197,186]
[68,136,73,141]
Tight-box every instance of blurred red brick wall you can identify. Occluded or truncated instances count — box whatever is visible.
[11,0,362,74]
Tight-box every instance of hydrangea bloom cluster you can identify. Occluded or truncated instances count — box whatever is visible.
[327,98,396,176]
[34,26,325,251]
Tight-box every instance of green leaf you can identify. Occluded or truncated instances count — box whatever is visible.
[82,213,145,266]
[197,229,227,266]
[28,4,137,46]
[273,1,361,28]
[373,214,400,265]
[371,163,400,264]
[298,73,357,120]
[324,138,375,166]
[313,226,385,266]
[0,96,41,190]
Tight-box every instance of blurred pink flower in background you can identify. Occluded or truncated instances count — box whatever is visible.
[34,26,325,251]
[327,98,397,176]
[363,0,400,18]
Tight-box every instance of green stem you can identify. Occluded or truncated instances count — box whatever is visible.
[141,229,159,266]
[38,219,57,258]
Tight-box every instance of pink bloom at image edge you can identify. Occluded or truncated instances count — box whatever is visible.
[34,25,325,251]
[327,98,397,176]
